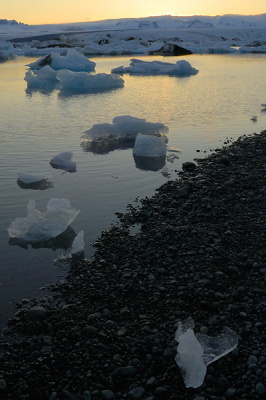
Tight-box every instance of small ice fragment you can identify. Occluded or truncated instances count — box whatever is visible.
[175,319,238,388]
[50,151,76,172]
[250,116,257,121]
[167,153,179,163]
[7,198,80,242]
[17,171,49,184]
[161,166,171,177]
[70,231,85,254]
[133,133,166,157]
[261,103,266,108]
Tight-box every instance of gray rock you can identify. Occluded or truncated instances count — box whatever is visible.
[101,390,114,400]
[27,306,46,320]
[0,379,6,390]
[128,386,145,400]
[255,383,266,396]
[83,391,91,400]
[226,388,236,397]
[49,392,57,400]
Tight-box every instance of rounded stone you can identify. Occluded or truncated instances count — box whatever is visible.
[101,390,114,400]
[255,383,266,396]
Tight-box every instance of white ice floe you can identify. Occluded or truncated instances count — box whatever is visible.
[175,319,238,388]
[17,171,50,184]
[57,70,124,92]
[81,115,169,143]
[70,231,85,254]
[26,49,96,72]
[111,59,199,76]
[50,152,76,173]
[7,198,80,242]
[24,65,58,88]
[133,133,166,157]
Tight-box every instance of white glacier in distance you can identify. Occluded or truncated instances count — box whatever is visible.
[7,198,80,242]
[57,70,124,93]
[26,49,96,72]
[112,58,199,76]
[17,171,50,184]
[50,152,77,173]
[81,115,169,143]
[175,319,238,388]
[133,133,166,157]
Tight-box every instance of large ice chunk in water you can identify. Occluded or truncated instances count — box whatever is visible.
[17,171,50,184]
[133,133,166,157]
[57,70,124,93]
[7,198,80,242]
[24,65,58,88]
[50,151,76,172]
[27,49,96,72]
[112,59,199,76]
[175,319,238,388]
[81,115,169,143]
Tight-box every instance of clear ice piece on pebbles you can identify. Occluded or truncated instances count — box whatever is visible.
[175,319,238,388]
[70,230,85,254]
[7,198,80,242]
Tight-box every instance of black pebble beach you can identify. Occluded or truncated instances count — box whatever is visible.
[1,131,266,399]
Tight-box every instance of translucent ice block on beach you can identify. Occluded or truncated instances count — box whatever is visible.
[175,319,238,388]
[70,230,85,254]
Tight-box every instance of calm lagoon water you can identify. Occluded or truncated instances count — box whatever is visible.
[1,53,266,329]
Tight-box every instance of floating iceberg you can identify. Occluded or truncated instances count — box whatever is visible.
[7,198,80,242]
[133,133,166,157]
[81,115,169,143]
[24,65,58,88]
[111,59,199,76]
[27,49,96,72]
[57,70,124,93]
[50,152,76,172]
[70,231,85,254]
[261,103,266,109]
[175,319,238,388]
[17,171,50,184]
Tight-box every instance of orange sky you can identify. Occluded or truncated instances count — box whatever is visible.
[0,0,265,25]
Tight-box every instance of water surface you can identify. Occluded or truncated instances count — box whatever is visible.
[1,53,266,329]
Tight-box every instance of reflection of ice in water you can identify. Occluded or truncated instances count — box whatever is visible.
[175,319,238,388]
[7,198,80,242]
[50,151,76,172]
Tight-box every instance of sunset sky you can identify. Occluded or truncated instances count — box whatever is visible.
[1,0,265,25]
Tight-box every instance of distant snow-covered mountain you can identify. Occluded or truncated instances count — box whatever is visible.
[0,19,27,26]
[111,14,266,30]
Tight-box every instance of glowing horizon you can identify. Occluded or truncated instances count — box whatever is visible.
[0,1,266,25]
